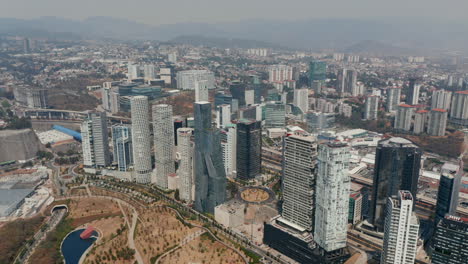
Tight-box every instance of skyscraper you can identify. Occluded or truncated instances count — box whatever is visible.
[381,191,419,264]
[431,89,452,111]
[364,95,379,120]
[282,135,318,231]
[431,215,468,264]
[81,112,111,168]
[293,88,309,114]
[112,125,133,172]
[220,124,237,177]
[434,161,463,225]
[309,60,326,86]
[216,104,231,128]
[370,137,422,231]
[264,102,285,128]
[195,80,209,102]
[427,109,448,136]
[314,142,350,252]
[177,128,193,202]
[346,69,358,96]
[450,91,468,126]
[336,68,347,96]
[143,64,156,80]
[413,110,428,134]
[131,96,152,184]
[387,87,401,112]
[236,119,262,181]
[194,102,226,213]
[229,82,246,107]
[245,89,255,106]
[127,63,139,80]
[394,104,415,131]
[152,104,175,188]
[406,78,420,105]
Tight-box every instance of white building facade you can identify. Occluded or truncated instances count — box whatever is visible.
[131,96,153,183]
[314,142,350,252]
[152,104,175,188]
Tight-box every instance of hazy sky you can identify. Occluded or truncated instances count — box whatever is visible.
[1,0,467,25]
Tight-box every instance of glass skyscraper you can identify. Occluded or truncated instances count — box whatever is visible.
[236,119,262,181]
[193,101,227,213]
[309,60,326,86]
[112,125,133,171]
[370,137,421,232]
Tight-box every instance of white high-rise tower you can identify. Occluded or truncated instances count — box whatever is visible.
[381,190,419,264]
[314,142,350,252]
[177,128,193,202]
[131,96,152,183]
[152,104,175,188]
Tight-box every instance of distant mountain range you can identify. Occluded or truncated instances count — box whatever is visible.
[1,16,467,54]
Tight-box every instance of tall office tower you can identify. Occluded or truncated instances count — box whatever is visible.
[23,38,31,53]
[427,109,448,136]
[309,60,327,86]
[160,67,173,85]
[346,69,358,95]
[447,75,454,87]
[314,142,351,252]
[236,119,262,181]
[176,70,215,90]
[394,104,415,131]
[293,88,309,114]
[387,87,401,112]
[245,89,255,106]
[214,92,233,107]
[434,162,463,224]
[364,95,379,120]
[112,125,133,172]
[152,104,175,188]
[143,64,156,80]
[195,80,209,102]
[405,78,420,105]
[282,135,318,231]
[177,128,193,202]
[336,68,347,96]
[81,112,111,168]
[193,102,226,213]
[216,104,231,128]
[268,64,293,82]
[370,137,422,231]
[381,191,419,264]
[220,124,237,177]
[264,102,286,128]
[431,89,452,111]
[413,110,428,134]
[431,215,468,264]
[229,82,246,107]
[131,96,152,184]
[449,91,468,126]
[127,63,139,80]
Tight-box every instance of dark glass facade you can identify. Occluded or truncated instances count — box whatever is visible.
[229,82,246,107]
[309,60,326,86]
[432,216,468,264]
[370,138,421,231]
[236,119,262,180]
[263,222,349,264]
[193,102,226,213]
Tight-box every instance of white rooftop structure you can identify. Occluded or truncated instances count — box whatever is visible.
[36,129,73,144]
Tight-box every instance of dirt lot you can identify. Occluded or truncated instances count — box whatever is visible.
[67,197,122,227]
[160,233,245,264]
[134,206,199,264]
[82,216,135,264]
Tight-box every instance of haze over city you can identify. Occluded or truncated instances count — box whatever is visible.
[0,1,467,264]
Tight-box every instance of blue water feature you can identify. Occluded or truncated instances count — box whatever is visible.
[61,229,98,264]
